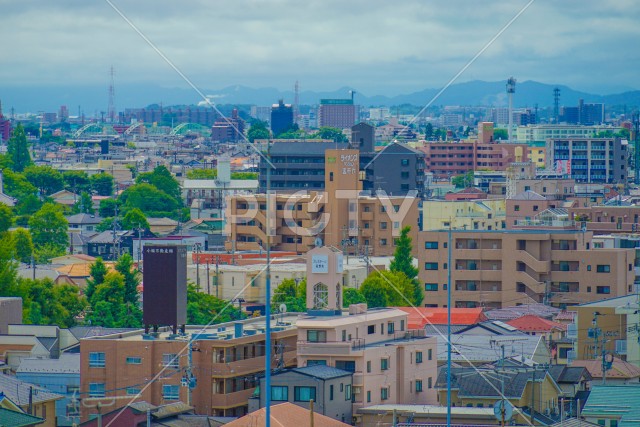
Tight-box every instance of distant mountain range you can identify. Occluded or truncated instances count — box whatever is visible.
[2,80,640,114]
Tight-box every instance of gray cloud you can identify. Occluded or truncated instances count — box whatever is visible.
[0,0,638,95]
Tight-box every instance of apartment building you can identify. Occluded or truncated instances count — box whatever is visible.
[417,230,635,309]
[79,316,299,421]
[318,99,357,129]
[546,137,628,183]
[568,205,640,234]
[422,199,506,231]
[228,148,420,256]
[516,125,614,144]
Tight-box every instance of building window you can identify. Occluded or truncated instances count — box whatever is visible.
[380,239,387,246]
[307,330,327,343]
[126,356,142,365]
[388,322,395,334]
[381,358,389,371]
[89,383,105,398]
[424,283,438,291]
[416,380,423,392]
[401,171,409,179]
[587,265,591,271]
[533,205,539,211]
[381,387,389,400]
[162,385,180,400]
[428,349,433,360]
[367,390,371,402]
[162,354,179,368]
[89,352,105,368]
[307,360,326,366]
[367,360,371,373]
[514,205,520,212]
[335,360,356,372]
[428,377,433,388]
[294,386,316,402]
[271,386,288,401]
[126,387,141,396]
[425,262,438,270]
[596,265,611,273]
[380,222,388,230]
[345,384,352,401]
[596,286,611,294]
[425,241,438,249]
[330,384,335,400]
[401,159,409,166]
[416,351,423,363]
[367,325,376,334]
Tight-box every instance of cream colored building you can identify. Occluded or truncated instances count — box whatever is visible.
[422,199,506,231]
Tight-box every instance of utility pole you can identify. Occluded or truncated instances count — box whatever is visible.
[500,344,506,427]
[530,369,536,425]
[206,262,210,295]
[446,223,452,427]
[215,256,220,298]
[195,243,201,291]
[265,140,273,427]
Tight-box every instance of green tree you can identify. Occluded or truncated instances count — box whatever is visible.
[310,127,348,142]
[98,198,118,217]
[62,170,91,193]
[136,165,181,203]
[424,123,434,139]
[0,204,12,233]
[231,172,258,180]
[122,208,149,230]
[187,284,243,324]
[90,173,114,196]
[95,217,115,233]
[493,128,508,140]
[33,242,66,263]
[359,270,416,308]
[28,203,69,251]
[186,169,217,179]
[24,165,64,196]
[72,191,94,214]
[7,124,32,172]
[18,278,86,327]
[86,257,108,301]
[452,171,474,188]
[12,228,33,264]
[115,253,140,306]
[389,226,422,306]
[119,183,179,217]
[87,271,142,328]
[0,233,18,295]
[271,278,306,312]
[247,121,270,142]
[343,287,366,308]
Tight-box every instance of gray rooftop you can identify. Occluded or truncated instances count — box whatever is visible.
[291,365,353,380]
[16,354,80,375]
[0,373,63,405]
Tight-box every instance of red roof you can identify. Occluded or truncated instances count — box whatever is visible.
[395,307,487,329]
[506,314,567,332]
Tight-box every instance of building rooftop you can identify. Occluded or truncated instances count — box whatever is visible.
[297,307,406,328]
[225,401,350,427]
[290,365,353,380]
[358,404,495,416]
[84,314,300,343]
[0,407,44,427]
[506,315,567,333]
[395,307,487,329]
[582,385,640,427]
[485,303,561,321]
[571,357,640,380]
[16,354,80,375]
[0,373,63,405]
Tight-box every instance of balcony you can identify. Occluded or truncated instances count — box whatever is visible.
[297,339,365,356]
[361,211,374,221]
[210,351,297,378]
[211,388,255,409]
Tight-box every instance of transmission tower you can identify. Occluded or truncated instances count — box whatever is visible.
[553,87,560,124]
[108,66,116,124]
[506,77,516,143]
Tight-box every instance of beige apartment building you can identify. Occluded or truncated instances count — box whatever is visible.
[79,316,299,421]
[225,149,419,256]
[417,230,635,309]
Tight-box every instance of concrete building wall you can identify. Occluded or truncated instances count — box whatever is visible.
[422,199,506,231]
[0,297,22,334]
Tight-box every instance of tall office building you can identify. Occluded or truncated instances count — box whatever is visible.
[318,99,357,129]
[270,99,293,136]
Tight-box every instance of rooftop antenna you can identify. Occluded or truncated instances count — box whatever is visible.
[108,66,116,124]
[506,77,516,143]
[294,80,300,126]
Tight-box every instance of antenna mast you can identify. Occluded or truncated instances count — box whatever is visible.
[553,87,561,124]
[108,66,116,124]
[506,77,516,143]
[294,80,300,127]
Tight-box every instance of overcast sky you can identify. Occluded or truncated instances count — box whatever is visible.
[1,0,639,96]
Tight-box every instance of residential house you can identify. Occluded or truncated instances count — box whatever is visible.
[581,385,640,427]
[0,406,44,427]
[358,405,497,426]
[65,214,102,234]
[249,366,354,424]
[50,190,79,207]
[225,402,351,427]
[0,373,62,427]
[571,358,640,384]
[436,334,552,366]
[16,354,80,427]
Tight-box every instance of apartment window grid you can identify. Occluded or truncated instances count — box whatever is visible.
[88,352,105,368]
[294,386,316,402]
[416,351,423,364]
[89,383,105,398]
[162,384,180,400]
[162,353,179,368]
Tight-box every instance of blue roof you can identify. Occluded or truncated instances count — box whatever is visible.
[291,365,353,380]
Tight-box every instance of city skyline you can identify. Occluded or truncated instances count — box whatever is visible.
[1,0,639,100]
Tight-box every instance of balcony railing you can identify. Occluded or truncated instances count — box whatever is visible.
[211,388,255,409]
